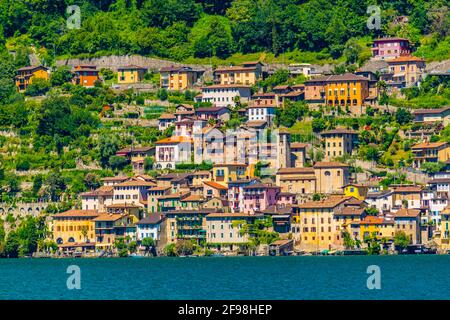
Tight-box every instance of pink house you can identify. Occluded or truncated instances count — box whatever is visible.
[371,38,411,60]
[276,192,297,207]
[243,183,280,214]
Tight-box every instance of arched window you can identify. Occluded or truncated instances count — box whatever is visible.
[324,171,331,176]
[68,237,75,243]
[56,238,63,245]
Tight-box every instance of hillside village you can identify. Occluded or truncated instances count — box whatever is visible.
[1,33,450,258]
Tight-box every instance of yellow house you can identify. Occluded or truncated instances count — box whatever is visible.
[324,73,370,115]
[117,65,147,84]
[342,184,369,200]
[190,170,212,187]
[15,65,49,92]
[275,167,317,194]
[160,66,202,90]
[214,62,263,86]
[358,216,395,241]
[292,195,350,251]
[314,162,350,194]
[321,128,358,160]
[52,210,99,246]
[212,163,251,187]
[438,207,450,252]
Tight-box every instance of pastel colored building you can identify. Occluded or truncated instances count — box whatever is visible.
[52,210,99,248]
[393,209,421,245]
[196,85,252,108]
[213,163,249,186]
[15,65,49,92]
[411,142,450,168]
[117,65,147,84]
[276,167,317,194]
[205,213,264,249]
[154,136,193,170]
[371,38,411,60]
[304,73,371,115]
[292,196,351,251]
[392,186,423,210]
[136,214,167,249]
[112,180,155,207]
[195,107,231,122]
[342,184,369,201]
[358,216,395,241]
[365,190,394,213]
[214,62,263,85]
[242,183,280,214]
[313,162,350,194]
[147,186,171,213]
[160,66,202,90]
[72,65,100,87]
[93,214,137,250]
[80,185,114,212]
[438,207,450,251]
[412,107,450,126]
[158,113,177,131]
[164,209,216,244]
[247,104,277,125]
[203,181,228,199]
[321,128,358,160]
[290,142,308,168]
[381,56,425,89]
[228,179,259,213]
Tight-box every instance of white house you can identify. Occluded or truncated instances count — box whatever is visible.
[196,84,252,107]
[365,190,394,213]
[421,189,447,225]
[80,186,114,211]
[136,214,166,242]
[155,136,193,170]
[112,180,155,206]
[247,105,277,125]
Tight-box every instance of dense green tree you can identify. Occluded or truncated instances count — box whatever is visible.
[98,134,119,168]
[395,108,413,125]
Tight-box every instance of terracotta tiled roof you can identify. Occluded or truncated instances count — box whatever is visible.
[93,214,124,222]
[411,142,447,149]
[388,56,425,63]
[53,210,99,218]
[204,181,228,190]
[394,208,420,218]
[295,196,350,209]
[393,186,423,193]
[114,180,156,187]
[155,136,193,145]
[290,142,308,149]
[313,162,349,168]
[159,113,177,120]
[360,216,394,225]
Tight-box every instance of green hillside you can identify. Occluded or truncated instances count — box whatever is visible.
[0,0,449,67]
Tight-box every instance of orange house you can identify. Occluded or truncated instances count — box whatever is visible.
[15,65,49,92]
[72,65,100,87]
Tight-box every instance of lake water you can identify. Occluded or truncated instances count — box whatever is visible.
[0,255,449,300]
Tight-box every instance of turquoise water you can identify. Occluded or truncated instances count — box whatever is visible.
[0,255,449,300]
